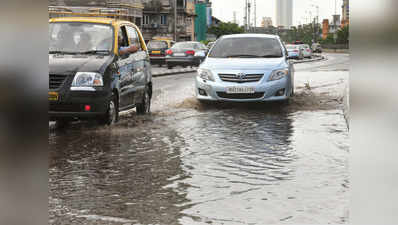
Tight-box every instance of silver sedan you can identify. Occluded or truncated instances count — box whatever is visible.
[195,34,294,102]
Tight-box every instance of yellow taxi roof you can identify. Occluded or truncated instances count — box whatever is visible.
[49,17,133,26]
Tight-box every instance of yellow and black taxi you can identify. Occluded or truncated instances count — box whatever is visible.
[147,38,175,66]
[49,17,152,125]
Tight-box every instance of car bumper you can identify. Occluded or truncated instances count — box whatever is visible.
[195,76,290,102]
[150,56,166,63]
[49,90,110,120]
[166,57,201,65]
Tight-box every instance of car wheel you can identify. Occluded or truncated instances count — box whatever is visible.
[99,94,118,125]
[137,86,151,115]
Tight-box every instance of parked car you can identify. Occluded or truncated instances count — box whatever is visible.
[195,34,294,103]
[311,42,322,53]
[49,17,152,126]
[286,44,304,60]
[301,44,313,58]
[147,39,175,66]
[165,41,208,69]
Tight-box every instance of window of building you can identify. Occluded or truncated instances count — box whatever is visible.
[143,15,150,25]
[160,15,167,25]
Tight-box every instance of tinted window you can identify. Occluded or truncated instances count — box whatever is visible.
[147,40,168,49]
[209,37,283,58]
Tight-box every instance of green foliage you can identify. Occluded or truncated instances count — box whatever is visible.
[336,25,349,44]
[280,24,322,45]
[208,22,244,38]
[201,40,211,45]
[321,33,336,44]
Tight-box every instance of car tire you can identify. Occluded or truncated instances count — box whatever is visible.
[137,86,151,115]
[99,94,118,125]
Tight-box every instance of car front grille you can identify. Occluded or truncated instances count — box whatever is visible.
[218,73,264,83]
[216,92,265,100]
[49,74,68,90]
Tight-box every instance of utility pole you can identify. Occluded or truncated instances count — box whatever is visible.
[254,0,257,29]
[248,0,251,32]
[244,0,247,31]
[174,0,177,41]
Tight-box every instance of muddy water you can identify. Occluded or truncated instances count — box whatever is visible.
[50,57,349,224]
[49,101,348,225]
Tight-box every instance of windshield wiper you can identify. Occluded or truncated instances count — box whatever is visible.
[49,50,79,55]
[78,50,111,55]
[259,55,283,58]
[225,54,262,58]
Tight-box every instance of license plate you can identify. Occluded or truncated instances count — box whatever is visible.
[173,53,185,57]
[152,51,161,54]
[226,87,255,94]
[48,92,59,101]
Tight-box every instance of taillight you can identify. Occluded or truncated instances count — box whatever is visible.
[166,49,173,55]
[293,50,299,53]
[185,50,195,55]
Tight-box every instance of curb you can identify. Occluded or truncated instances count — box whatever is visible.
[292,55,326,64]
[343,84,350,130]
[152,68,197,77]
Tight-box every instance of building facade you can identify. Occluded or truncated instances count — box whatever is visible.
[49,0,144,24]
[142,0,196,41]
[341,0,349,27]
[276,0,293,28]
[261,17,273,28]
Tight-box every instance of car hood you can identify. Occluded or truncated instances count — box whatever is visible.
[202,57,286,71]
[49,54,114,75]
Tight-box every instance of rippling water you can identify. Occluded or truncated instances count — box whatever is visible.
[49,102,348,224]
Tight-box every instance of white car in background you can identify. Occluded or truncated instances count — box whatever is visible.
[301,44,312,58]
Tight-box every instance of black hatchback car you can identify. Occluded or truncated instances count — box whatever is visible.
[49,17,152,126]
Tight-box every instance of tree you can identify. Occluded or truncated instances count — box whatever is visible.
[321,33,336,45]
[208,22,244,38]
[336,25,349,44]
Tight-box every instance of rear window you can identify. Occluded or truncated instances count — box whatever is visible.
[286,45,298,50]
[147,40,167,49]
[209,37,283,58]
[172,42,196,49]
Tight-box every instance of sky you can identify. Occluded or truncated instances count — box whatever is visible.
[211,0,344,27]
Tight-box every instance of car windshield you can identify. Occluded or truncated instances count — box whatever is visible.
[49,22,114,54]
[209,37,283,58]
[173,42,196,49]
[148,40,168,49]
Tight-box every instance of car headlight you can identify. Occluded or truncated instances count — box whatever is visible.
[71,72,103,87]
[269,69,289,81]
[198,69,215,82]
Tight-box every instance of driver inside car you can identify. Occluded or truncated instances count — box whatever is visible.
[118,34,138,56]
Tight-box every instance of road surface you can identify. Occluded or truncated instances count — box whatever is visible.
[49,53,350,225]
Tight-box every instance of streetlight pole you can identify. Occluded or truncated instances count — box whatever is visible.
[174,0,177,41]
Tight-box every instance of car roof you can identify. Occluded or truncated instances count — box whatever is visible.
[49,17,134,26]
[221,33,280,39]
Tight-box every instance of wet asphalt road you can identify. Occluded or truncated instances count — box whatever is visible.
[49,53,350,225]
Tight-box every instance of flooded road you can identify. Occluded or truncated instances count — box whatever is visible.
[49,53,350,224]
